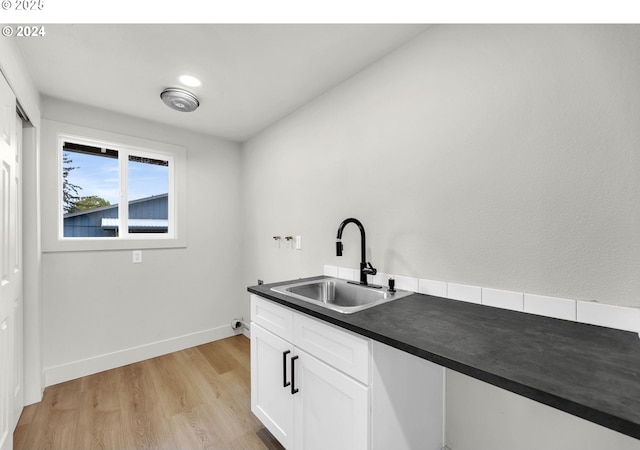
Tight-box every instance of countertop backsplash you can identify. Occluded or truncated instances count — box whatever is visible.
[323,265,640,337]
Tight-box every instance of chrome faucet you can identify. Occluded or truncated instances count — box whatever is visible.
[336,218,377,286]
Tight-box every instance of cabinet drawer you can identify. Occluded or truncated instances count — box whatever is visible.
[251,295,294,343]
[294,313,370,384]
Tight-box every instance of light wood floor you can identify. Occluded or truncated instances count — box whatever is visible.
[14,335,284,450]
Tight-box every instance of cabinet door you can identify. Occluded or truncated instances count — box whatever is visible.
[294,349,369,450]
[251,324,294,449]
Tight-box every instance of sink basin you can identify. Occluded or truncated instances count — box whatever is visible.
[271,278,412,313]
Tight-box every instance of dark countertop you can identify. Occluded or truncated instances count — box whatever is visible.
[248,276,640,441]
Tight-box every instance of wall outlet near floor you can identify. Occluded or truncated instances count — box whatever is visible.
[132,250,142,264]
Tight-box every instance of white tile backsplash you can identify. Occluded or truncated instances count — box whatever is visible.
[392,275,420,292]
[577,301,640,333]
[482,288,524,312]
[447,283,482,304]
[337,266,358,282]
[370,271,389,287]
[323,265,338,277]
[327,264,640,334]
[418,279,448,297]
[524,294,576,321]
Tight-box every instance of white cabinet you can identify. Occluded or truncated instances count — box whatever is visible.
[294,348,369,450]
[251,295,370,450]
[250,294,445,450]
[251,324,295,448]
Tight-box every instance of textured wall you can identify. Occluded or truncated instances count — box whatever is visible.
[242,25,640,310]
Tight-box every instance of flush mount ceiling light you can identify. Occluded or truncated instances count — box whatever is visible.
[160,87,200,112]
[178,74,201,87]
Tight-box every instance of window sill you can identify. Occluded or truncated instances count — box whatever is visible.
[42,235,187,253]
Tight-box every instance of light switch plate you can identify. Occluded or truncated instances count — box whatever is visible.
[295,235,302,250]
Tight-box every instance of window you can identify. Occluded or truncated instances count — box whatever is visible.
[41,122,186,253]
[60,135,174,240]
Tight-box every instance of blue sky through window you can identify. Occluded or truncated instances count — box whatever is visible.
[128,157,169,202]
[65,151,168,206]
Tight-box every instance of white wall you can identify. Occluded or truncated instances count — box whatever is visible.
[241,25,640,447]
[40,97,244,384]
[242,24,640,310]
[446,371,640,450]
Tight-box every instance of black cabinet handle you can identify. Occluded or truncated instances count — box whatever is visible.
[291,355,299,394]
[283,350,291,387]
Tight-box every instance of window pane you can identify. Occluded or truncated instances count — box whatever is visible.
[127,155,169,234]
[62,146,119,238]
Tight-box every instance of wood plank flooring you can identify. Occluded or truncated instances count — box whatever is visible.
[14,335,284,450]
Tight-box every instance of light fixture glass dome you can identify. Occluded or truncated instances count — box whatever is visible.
[160,88,200,112]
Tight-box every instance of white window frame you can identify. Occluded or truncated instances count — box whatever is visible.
[42,121,187,252]
[59,134,175,240]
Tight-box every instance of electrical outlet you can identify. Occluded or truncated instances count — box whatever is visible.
[132,250,142,264]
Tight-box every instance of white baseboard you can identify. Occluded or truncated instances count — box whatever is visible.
[44,324,237,387]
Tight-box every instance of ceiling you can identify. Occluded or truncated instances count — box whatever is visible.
[17,24,429,142]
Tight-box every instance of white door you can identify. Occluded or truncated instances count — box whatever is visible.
[0,72,21,450]
[293,349,369,450]
[11,112,23,429]
[251,324,294,449]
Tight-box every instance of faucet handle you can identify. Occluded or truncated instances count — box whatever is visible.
[364,262,377,276]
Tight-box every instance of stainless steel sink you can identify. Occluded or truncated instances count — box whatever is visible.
[271,278,412,314]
